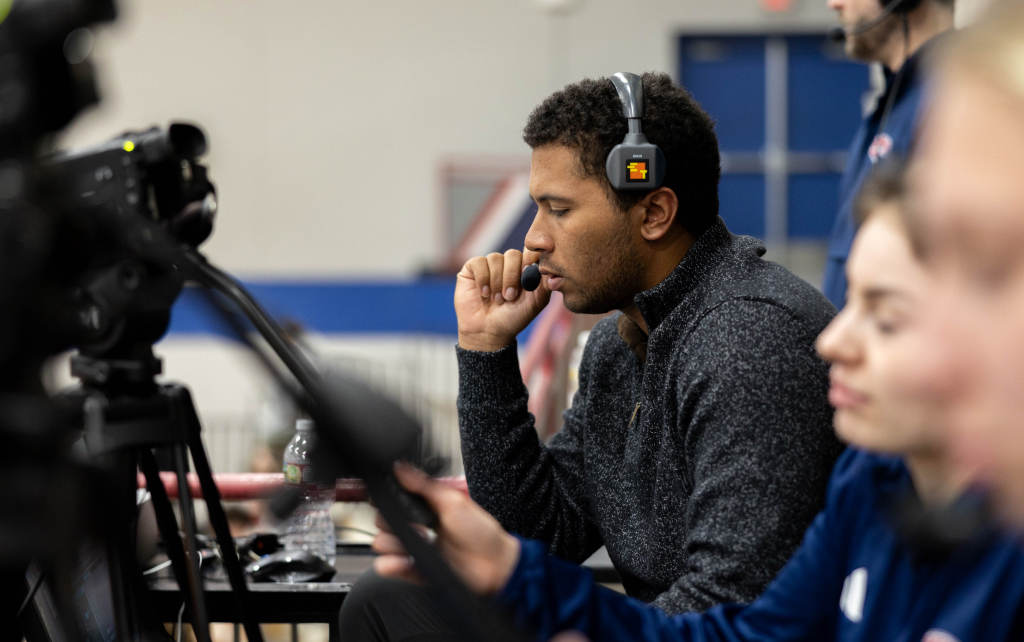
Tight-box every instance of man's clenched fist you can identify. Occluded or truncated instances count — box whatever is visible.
[455,248,551,352]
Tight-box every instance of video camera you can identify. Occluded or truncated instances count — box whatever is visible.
[43,124,216,248]
[35,124,216,360]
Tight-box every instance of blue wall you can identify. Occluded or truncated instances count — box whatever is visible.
[679,34,870,240]
[165,279,545,341]
[168,279,459,337]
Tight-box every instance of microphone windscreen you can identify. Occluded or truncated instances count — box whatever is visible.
[828,27,847,42]
[521,263,541,292]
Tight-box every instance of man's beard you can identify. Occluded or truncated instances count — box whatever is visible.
[846,12,901,63]
[560,224,645,315]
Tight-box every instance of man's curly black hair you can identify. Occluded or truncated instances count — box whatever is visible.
[523,72,721,236]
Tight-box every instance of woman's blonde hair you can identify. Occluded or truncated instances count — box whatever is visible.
[854,159,907,227]
[942,0,1024,103]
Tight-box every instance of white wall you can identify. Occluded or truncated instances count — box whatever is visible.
[61,0,838,280]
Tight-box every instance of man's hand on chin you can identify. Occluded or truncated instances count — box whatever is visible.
[455,249,552,352]
[372,463,522,596]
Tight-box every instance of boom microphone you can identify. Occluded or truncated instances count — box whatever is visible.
[521,263,542,292]
[828,27,848,42]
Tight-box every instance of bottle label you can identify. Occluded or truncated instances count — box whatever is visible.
[283,462,333,492]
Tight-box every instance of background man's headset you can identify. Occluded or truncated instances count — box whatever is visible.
[829,0,925,42]
[830,0,927,167]
[521,72,663,292]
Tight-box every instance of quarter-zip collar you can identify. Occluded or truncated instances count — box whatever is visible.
[633,217,746,335]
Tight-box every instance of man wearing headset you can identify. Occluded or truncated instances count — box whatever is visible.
[821,0,954,308]
[338,72,842,641]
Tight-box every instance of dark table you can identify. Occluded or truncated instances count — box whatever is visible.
[148,543,620,639]
[148,545,375,641]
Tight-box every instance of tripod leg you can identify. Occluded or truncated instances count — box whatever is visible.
[140,450,194,613]
[105,454,142,642]
[184,411,265,642]
[173,446,212,642]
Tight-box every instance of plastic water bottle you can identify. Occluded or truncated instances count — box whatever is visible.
[280,419,336,578]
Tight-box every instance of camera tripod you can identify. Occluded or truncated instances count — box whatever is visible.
[68,348,264,642]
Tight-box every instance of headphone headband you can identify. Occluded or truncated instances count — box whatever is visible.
[610,72,645,119]
[830,0,925,41]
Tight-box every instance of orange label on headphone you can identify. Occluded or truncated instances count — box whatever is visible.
[626,160,649,182]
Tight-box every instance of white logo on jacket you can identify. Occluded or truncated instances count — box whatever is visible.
[839,567,868,622]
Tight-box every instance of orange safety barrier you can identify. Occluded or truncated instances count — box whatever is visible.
[136,472,468,501]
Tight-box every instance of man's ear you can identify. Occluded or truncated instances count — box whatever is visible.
[637,187,679,241]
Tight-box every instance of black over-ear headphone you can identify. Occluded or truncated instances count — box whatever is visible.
[605,72,666,191]
[829,0,925,41]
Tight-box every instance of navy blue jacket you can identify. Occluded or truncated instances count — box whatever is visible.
[822,45,933,308]
[497,450,1024,642]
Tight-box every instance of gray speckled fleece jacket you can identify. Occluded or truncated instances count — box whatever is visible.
[456,217,843,615]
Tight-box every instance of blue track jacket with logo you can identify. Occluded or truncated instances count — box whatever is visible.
[821,43,932,309]
[496,449,1024,642]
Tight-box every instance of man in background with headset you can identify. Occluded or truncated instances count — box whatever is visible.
[822,0,953,307]
[338,72,842,641]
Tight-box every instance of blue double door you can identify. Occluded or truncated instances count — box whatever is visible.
[678,34,871,241]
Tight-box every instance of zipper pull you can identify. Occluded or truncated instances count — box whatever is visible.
[628,401,641,428]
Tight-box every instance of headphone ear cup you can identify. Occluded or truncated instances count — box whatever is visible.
[654,146,667,188]
[606,143,665,191]
[881,0,925,13]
